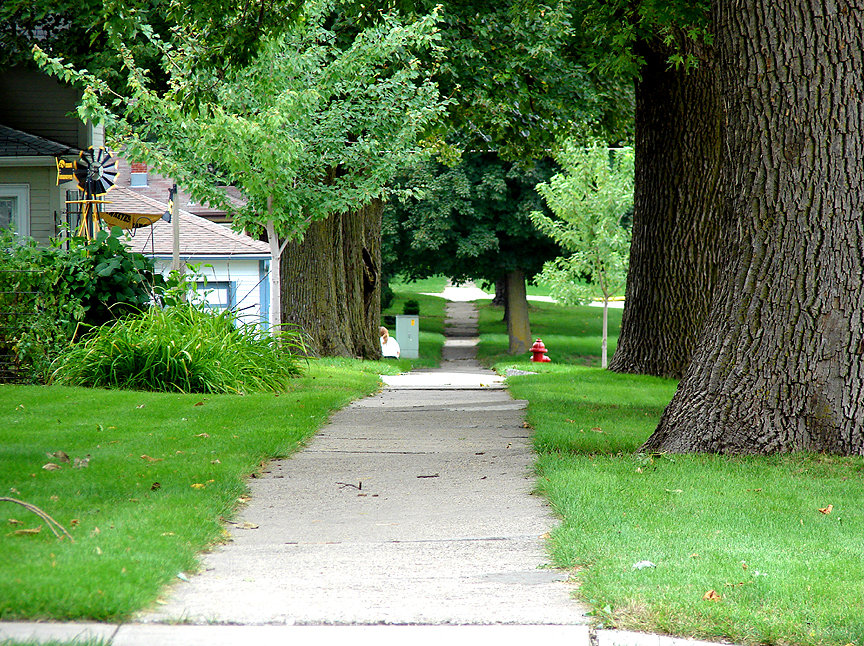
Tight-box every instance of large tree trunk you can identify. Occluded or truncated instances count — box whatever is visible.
[643,2,864,454]
[506,269,531,355]
[608,39,728,379]
[282,203,382,358]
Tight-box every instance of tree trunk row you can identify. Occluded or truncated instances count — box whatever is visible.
[608,41,728,379]
[643,1,864,454]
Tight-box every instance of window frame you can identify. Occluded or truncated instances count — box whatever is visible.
[0,184,30,237]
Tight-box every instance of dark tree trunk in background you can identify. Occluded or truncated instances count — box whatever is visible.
[608,39,728,379]
[643,1,864,454]
[492,277,506,306]
[506,269,531,355]
[283,202,382,358]
[492,276,508,322]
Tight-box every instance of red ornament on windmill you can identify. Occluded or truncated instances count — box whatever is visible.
[530,338,551,362]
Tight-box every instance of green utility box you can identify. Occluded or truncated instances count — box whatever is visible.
[395,315,419,359]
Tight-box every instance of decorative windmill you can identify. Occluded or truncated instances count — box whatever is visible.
[63,146,118,238]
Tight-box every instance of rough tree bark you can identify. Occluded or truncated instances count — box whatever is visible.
[282,202,382,358]
[608,39,728,379]
[492,276,508,322]
[643,2,864,454]
[506,269,531,355]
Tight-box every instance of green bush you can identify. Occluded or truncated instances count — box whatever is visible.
[0,227,161,381]
[402,298,420,315]
[50,303,305,393]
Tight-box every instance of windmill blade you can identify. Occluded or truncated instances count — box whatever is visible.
[73,146,118,195]
[99,157,118,193]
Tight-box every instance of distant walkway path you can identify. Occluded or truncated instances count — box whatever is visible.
[424,280,624,308]
[139,295,585,625]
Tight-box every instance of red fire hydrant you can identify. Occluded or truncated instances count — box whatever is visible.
[529,338,551,362]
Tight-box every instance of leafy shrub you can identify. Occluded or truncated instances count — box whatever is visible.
[51,304,306,394]
[0,227,161,382]
[402,299,420,315]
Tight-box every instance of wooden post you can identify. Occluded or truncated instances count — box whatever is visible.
[170,184,181,274]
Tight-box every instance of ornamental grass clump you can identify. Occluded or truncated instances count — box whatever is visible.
[51,304,305,393]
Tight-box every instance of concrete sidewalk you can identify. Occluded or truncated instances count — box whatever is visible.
[135,298,582,627]
[0,291,734,646]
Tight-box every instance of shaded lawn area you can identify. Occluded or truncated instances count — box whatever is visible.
[0,359,391,621]
[483,301,864,646]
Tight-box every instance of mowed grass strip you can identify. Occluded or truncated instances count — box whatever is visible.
[0,360,387,621]
[483,301,864,646]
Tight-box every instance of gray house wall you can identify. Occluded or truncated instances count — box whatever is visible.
[0,67,93,150]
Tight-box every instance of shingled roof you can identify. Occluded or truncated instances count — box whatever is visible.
[0,124,77,156]
[108,187,269,257]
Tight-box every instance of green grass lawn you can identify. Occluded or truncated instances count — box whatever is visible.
[484,303,864,646]
[477,299,621,367]
[388,274,449,294]
[0,359,391,621]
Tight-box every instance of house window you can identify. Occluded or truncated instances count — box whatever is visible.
[195,281,236,311]
[129,161,148,187]
[0,184,30,237]
[130,173,148,187]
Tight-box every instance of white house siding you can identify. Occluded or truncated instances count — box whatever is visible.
[151,256,268,327]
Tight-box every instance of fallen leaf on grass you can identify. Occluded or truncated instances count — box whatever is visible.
[46,451,70,463]
[10,526,41,536]
[140,455,163,463]
[818,504,833,515]
[72,456,90,469]
[590,427,604,433]
[190,483,206,489]
[194,401,205,407]
[150,482,161,491]
[702,590,722,602]
[136,404,145,409]
[195,433,210,438]
[42,463,61,471]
